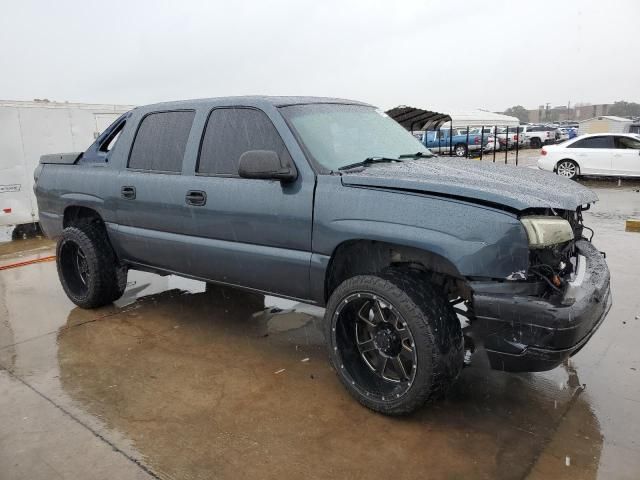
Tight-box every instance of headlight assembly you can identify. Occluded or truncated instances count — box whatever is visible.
[520,216,574,248]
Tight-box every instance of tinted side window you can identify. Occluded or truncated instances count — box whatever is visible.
[614,136,640,149]
[128,111,195,172]
[198,108,291,176]
[569,136,614,149]
[100,121,125,153]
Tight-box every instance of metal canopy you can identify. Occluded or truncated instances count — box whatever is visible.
[385,105,451,132]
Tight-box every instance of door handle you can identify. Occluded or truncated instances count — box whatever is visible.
[185,190,206,206]
[121,186,136,199]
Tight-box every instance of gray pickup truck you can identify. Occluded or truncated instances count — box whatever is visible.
[34,96,611,415]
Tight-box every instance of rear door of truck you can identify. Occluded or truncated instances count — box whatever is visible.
[113,109,198,273]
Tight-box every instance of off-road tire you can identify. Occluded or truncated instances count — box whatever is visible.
[325,270,464,415]
[56,225,127,308]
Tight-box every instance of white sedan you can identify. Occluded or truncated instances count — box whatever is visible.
[537,133,640,179]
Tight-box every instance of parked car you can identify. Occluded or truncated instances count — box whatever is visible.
[35,96,611,415]
[421,129,485,157]
[469,126,521,149]
[467,127,495,150]
[537,133,640,179]
[483,135,502,152]
[557,129,570,142]
[520,125,557,148]
[496,127,525,149]
[560,127,578,139]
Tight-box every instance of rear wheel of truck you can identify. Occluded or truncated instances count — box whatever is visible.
[56,225,127,308]
[454,144,467,157]
[324,270,463,415]
[530,137,542,149]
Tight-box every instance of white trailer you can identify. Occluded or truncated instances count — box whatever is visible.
[0,100,134,233]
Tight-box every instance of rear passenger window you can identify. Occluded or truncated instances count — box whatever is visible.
[197,108,290,176]
[569,136,613,149]
[128,111,195,172]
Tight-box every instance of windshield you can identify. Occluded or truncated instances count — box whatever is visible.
[279,104,430,171]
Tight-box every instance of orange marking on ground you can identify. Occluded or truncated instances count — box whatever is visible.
[0,255,56,271]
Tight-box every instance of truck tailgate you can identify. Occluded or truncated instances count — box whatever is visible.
[40,152,83,164]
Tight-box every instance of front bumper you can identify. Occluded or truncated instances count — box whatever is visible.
[471,239,611,372]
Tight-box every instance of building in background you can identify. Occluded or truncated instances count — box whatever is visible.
[578,116,633,134]
[526,103,616,123]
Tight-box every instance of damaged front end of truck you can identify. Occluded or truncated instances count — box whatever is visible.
[470,205,612,372]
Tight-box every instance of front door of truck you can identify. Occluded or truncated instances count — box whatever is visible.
[180,106,314,300]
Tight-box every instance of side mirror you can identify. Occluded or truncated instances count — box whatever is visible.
[238,150,297,182]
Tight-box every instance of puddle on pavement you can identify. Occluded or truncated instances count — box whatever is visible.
[0,226,55,260]
[56,287,603,480]
[0,262,605,480]
[4,184,640,479]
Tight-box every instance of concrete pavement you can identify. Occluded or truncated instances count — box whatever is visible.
[1,180,639,480]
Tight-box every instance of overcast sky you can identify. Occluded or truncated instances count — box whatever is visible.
[1,0,638,112]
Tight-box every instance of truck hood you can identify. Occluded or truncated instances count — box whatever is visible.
[341,157,597,211]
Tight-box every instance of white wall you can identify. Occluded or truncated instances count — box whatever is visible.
[0,101,132,226]
[579,118,631,134]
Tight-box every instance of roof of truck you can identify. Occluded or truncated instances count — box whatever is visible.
[142,96,372,110]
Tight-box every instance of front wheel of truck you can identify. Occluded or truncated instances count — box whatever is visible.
[325,270,464,415]
[56,225,127,309]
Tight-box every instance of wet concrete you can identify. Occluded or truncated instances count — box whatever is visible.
[0,226,54,262]
[0,183,639,479]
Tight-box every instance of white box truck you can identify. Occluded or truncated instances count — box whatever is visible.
[0,99,133,236]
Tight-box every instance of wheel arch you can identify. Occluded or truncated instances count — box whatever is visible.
[324,239,471,304]
[61,205,125,274]
[63,205,105,229]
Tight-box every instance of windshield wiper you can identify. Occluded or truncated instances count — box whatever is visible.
[338,156,402,171]
[398,151,434,159]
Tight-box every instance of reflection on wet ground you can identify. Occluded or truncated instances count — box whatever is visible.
[1,184,639,479]
[0,226,54,259]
